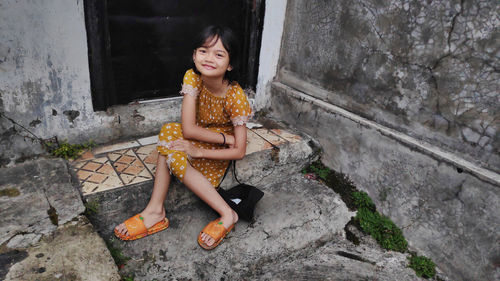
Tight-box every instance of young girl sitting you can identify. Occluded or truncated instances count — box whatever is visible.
[114,25,252,250]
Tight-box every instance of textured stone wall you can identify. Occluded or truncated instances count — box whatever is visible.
[274,0,500,280]
[279,0,499,172]
[270,82,500,281]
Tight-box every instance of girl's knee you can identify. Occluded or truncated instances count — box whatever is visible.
[167,152,188,181]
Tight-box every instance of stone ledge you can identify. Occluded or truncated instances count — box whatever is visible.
[272,81,500,187]
[104,174,355,280]
[84,125,317,237]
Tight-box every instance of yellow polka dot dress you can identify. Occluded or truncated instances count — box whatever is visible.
[157,69,252,187]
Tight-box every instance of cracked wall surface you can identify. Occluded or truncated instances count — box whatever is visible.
[279,0,499,173]
[270,83,500,281]
[275,1,500,280]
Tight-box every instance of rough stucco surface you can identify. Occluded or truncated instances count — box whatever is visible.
[0,0,181,166]
[270,83,500,281]
[279,0,500,173]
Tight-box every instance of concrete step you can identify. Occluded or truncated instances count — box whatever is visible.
[100,174,355,281]
[0,125,432,280]
[79,122,317,238]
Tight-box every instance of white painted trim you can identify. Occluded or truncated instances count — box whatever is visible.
[136,96,183,104]
[273,81,500,187]
[254,0,288,111]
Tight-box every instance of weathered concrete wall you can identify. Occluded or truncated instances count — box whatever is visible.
[270,83,499,281]
[0,0,181,166]
[279,0,499,173]
[272,0,500,279]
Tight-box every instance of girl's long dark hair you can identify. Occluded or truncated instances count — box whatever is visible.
[192,25,240,83]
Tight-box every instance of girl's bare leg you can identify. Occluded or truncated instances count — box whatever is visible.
[115,153,171,236]
[182,163,238,247]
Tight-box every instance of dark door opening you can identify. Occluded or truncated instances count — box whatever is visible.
[84,0,265,111]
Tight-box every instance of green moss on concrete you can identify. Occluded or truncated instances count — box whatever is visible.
[105,239,130,268]
[84,200,99,216]
[409,253,436,278]
[302,160,358,210]
[47,140,95,160]
[0,187,20,197]
[303,159,435,276]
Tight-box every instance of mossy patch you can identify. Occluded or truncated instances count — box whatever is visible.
[302,160,358,210]
[84,200,99,216]
[0,187,20,197]
[122,274,135,281]
[354,207,408,252]
[47,140,95,160]
[352,191,376,211]
[409,253,436,278]
[105,239,130,268]
[303,159,434,276]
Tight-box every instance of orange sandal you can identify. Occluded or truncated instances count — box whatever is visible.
[114,214,169,241]
[197,218,235,250]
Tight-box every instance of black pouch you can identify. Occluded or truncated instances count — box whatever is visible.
[217,161,264,221]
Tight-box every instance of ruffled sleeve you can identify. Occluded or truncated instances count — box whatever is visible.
[225,84,253,126]
[180,69,201,97]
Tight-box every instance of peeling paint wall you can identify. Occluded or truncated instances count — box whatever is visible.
[0,0,180,166]
[279,0,499,173]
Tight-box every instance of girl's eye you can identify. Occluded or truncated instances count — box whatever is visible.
[198,49,206,54]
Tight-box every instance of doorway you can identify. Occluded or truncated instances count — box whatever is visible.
[84,0,265,111]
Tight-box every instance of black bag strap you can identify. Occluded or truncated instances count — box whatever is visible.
[217,160,241,189]
[233,159,242,185]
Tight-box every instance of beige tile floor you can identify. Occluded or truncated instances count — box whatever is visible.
[71,126,302,195]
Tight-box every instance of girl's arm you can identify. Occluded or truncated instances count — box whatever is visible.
[169,124,247,160]
[181,94,235,145]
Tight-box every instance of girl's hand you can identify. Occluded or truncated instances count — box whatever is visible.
[169,139,203,158]
[225,134,235,148]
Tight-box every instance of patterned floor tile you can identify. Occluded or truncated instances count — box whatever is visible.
[71,161,86,169]
[74,150,94,162]
[270,129,302,143]
[71,157,124,195]
[108,148,153,185]
[69,123,296,196]
[81,161,102,172]
[135,144,158,175]
[82,182,99,194]
[76,170,92,181]
[246,130,272,154]
[251,128,287,149]
[92,140,141,155]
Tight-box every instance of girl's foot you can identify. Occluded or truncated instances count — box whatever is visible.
[114,208,166,237]
[200,210,238,247]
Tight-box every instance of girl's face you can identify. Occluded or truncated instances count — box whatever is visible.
[193,36,232,80]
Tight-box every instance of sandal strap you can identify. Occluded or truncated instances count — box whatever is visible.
[202,219,228,241]
[124,214,147,236]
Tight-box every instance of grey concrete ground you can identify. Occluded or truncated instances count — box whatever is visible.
[98,174,429,281]
[0,144,445,280]
[0,158,120,281]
